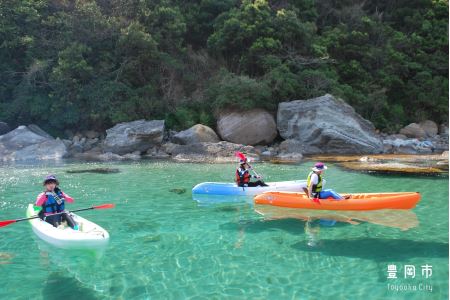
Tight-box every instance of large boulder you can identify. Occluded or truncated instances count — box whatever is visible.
[0,122,10,135]
[103,120,165,155]
[277,94,383,154]
[172,124,220,145]
[0,126,67,161]
[419,120,438,138]
[399,123,427,139]
[217,109,277,145]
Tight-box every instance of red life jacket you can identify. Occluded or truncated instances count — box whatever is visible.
[236,168,250,185]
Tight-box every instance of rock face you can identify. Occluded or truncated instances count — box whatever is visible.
[0,125,67,161]
[0,122,10,135]
[277,94,383,154]
[217,109,277,145]
[103,120,165,155]
[172,124,220,145]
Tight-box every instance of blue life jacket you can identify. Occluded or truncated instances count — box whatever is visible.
[42,191,65,213]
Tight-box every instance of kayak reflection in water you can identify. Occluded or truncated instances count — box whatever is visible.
[35,175,78,230]
[306,162,350,202]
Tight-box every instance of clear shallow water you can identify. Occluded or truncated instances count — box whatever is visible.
[0,161,448,299]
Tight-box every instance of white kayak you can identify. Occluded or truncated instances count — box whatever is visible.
[26,204,109,249]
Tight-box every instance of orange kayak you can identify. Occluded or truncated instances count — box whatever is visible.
[254,192,421,210]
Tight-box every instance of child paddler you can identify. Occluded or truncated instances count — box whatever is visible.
[35,175,78,230]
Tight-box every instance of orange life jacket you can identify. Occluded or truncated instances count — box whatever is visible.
[236,168,250,185]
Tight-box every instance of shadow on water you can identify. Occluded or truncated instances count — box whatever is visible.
[291,238,449,262]
[42,272,103,300]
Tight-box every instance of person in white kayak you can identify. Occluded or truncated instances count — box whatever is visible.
[235,158,268,187]
[306,162,350,202]
[35,175,79,230]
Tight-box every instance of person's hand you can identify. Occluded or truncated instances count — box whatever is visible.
[256,175,261,179]
[310,197,321,204]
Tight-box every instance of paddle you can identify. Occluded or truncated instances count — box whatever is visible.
[0,203,115,228]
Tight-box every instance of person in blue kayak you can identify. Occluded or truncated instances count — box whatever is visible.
[307,162,349,202]
[35,175,78,230]
[236,158,268,187]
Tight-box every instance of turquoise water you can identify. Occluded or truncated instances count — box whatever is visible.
[0,161,448,299]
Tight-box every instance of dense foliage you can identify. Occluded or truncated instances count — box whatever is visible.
[0,0,447,135]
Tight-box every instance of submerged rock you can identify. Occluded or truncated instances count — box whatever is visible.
[66,168,120,174]
[169,188,186,194]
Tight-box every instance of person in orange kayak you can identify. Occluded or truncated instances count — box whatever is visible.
[307,162,348,201]
[236,158,268,187]
[35,175,78,230]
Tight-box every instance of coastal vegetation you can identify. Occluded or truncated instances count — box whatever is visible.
[0,0,448,136]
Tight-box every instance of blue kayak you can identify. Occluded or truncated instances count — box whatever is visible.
[192,180,307,196]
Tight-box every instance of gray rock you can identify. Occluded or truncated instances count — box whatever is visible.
[0,122,10,135]
[273,152,303,163]
[103,119,165,155]
[172,124,220,145]
[382,138,435,154]
[419,120,438,138]
[122,151,141,160]
[74,151,124,161]
[277,94,383,154]
[0,126,67,161]
[278,139,304,153]
[399,123,427,139]
[439,124,449,137]
[166,141,258,163]
[28,124,54,139]
[217,109,277,145]
[12,138,67,160]
[144,147,171,159]
[385,134,408,140]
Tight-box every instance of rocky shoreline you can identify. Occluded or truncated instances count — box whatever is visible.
[0,94,448,174]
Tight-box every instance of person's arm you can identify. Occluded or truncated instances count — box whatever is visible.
[35,192,46,206]
[308,173,318,199]
[61,191,74,203]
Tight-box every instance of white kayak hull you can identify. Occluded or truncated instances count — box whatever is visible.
[26,204,109,249]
